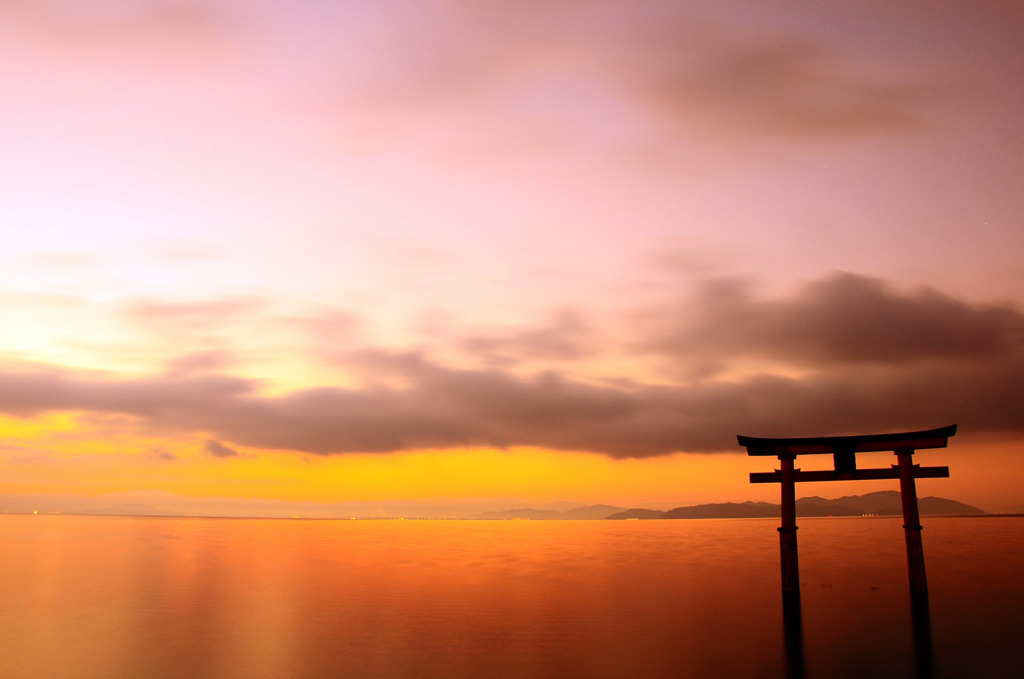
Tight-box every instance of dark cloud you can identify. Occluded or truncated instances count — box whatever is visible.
[2,342,1023,458]
[3,273,1022,457]
[343,3,964,146]
[461,309,597,366]
[633,38,963,139]
[145,447,177,461]
[0,368,254,419]
[204,440,239,458]
[646,272,1024,368]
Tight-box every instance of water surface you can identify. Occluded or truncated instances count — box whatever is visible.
[1,515,1021,678]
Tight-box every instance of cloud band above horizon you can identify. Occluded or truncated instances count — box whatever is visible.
[3,272,1021,458]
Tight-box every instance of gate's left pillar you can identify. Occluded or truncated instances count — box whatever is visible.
[779,452,800,600]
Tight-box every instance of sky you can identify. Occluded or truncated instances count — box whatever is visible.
[2,0,1023,515]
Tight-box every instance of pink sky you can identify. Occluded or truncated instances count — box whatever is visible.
[2,1,1023,513]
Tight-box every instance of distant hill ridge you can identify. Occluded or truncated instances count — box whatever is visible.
[3,491,984,519]
[474,504,626,520]
[607,491,984,520]
[472,492,984,520]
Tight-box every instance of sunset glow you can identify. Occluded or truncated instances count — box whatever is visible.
[3,1,1024,515]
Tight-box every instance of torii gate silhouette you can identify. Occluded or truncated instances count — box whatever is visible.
[738,424,956,602]
[738,425,956,679]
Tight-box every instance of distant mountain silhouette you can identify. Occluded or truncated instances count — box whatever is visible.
[474,504,627,520]
[559,504,628,519]
[797,491,984,516]
[474,508,562,520]
[662,502,779,519]
[608,491,984,520]
[606,508,666,520]
[476,492,983,520]
[67,503,180,517]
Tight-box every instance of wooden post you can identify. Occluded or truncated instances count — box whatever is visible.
[896,447,928,598]
[778,453,800,599]
[782,593,805,679]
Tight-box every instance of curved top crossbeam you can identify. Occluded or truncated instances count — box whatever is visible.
[738,424,957,457]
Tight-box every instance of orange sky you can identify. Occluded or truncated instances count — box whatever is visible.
[2,1,1024,515]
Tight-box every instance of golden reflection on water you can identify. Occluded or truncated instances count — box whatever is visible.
[0,516,1022,679]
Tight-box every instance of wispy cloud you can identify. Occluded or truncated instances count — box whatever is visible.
[204,439,239,458]
[2,0,224,43]
[327,1,965,152]
[629,36,965,140]
[145,447,176,461]
[460,309,598,367]
[163,350,235,377]
[3,273,1023,457]
[123,297,268,331]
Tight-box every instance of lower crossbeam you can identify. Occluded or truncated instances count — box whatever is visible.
[750,466,950,484]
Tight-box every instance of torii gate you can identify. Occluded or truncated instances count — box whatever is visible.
[738,424,957,602]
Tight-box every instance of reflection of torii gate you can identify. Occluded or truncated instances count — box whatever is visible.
[738,424,957,601]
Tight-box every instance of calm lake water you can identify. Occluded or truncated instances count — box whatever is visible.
[1,515,1021,679]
